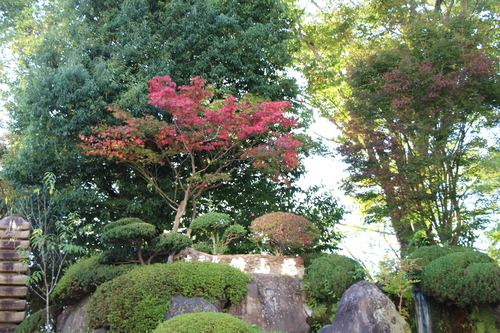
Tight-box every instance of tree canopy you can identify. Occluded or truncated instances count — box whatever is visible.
[79,75,304,233]
[1,0,305,234]
[297,0,500,252]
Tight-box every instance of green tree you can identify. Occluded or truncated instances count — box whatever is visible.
[190,212,246,255]
[1,0,303,234]
[297,0,500,252]
[80,76,304,233]
[12,173,86,330]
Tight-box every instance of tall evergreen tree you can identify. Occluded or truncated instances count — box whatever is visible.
[1,0,303,234]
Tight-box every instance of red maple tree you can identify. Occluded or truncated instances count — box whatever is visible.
[79,76,303,233]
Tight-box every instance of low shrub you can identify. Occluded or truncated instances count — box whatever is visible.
[250,212,320,256]
[153,312,253,333]
[304,254,365,303]
[14,309,46,333]
[87,261,250,333]
[461,262,500,305]
[408,245,472,279]
[51,256,137,304]
[421,251,497,307]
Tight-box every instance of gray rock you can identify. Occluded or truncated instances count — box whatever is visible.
[92,329,107,333]
[228,273,310,333]
[56,295,91,333]
[319,281,406,333]
[165,295,219,321]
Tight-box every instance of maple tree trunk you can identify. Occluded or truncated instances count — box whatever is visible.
[172,191,190,233]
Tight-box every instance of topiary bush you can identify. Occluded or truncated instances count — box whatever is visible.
[421,251,498,307]
[190,212,246,255]
[461,263,500,305]
[144,232,193,264]
[101,217,158,265]
[87,261,250,333]
[408,245,472,279]
[153,312,253,333]
[250,212,320,256]
[304,254,365,303]
[51,255,137,304]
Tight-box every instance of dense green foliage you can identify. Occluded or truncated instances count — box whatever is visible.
[190,212,246,254]
[87,262,250,333]
[14,309,46,333]
[304,254,365,303]
[408,245,473,279]
[145,232,193,262]
[421,251,499,307]
[297,0,500,252]
[51,256,137,304]
[1,0,303,238]
[153,312,253,333]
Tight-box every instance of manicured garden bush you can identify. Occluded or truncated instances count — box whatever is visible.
[51,255,137,304]
[101,217,158,265]
[250,212,320,256]
[153,312,253,333]
[421,251,497,307]
[408,245,472,279]
[87,261,250,333]
[304,254,365,303]
[190,212,246,255]
[461,263,500,305]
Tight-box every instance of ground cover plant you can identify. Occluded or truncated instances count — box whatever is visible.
[153,312,254,333]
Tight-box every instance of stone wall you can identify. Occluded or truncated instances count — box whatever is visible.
[173,248,305,278]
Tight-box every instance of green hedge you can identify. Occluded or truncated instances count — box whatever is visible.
[87,261,250,333]
[408,245,472,279]
[51,255,137,304]
[304,254,365,303]
[421,251,498,307]
[153,313,253,333]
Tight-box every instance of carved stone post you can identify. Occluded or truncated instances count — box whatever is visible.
[0,217,30,333]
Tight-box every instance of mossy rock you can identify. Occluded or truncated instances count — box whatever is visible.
[153,312,253,333]
[87,261,250,333]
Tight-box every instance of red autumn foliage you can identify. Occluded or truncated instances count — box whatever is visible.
[79,76,304,233]
[250,212,320,256]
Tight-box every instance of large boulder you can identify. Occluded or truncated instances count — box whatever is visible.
[56,295,91,333]
[228,273,310,333]
[165,295,219,321]
[319,281,406,333]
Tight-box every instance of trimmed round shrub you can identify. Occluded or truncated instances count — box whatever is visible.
[250,212,320,256]
[101,218,157,245]
[52,255,137,303]
[87,261,250,333]
[190,212,246,255]
[304,254,365,303]
[153,312,253,333]
[461,263,500,305]
[408,245,472,279]
[421,251,496,307]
